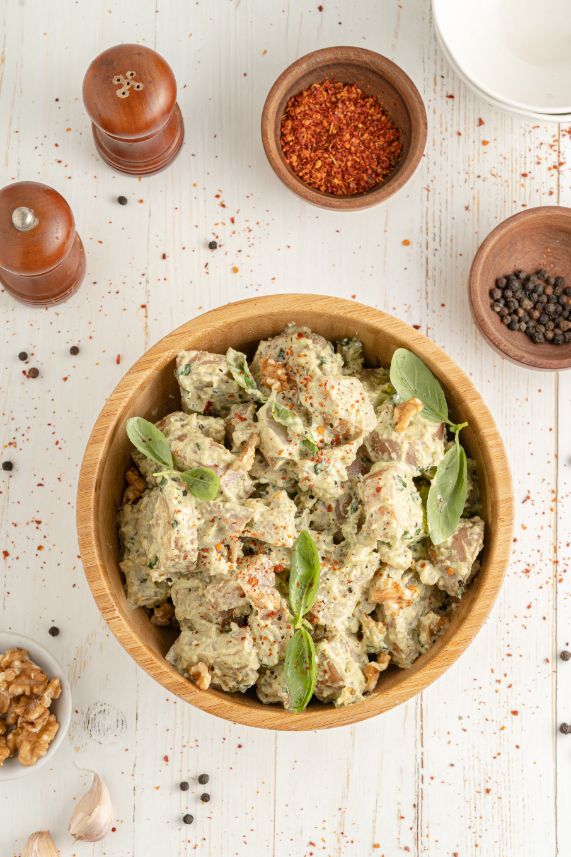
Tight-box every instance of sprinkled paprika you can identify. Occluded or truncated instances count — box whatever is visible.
[280,79,402,196]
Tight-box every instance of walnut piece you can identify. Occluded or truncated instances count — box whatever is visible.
[123,467,146,504]
[0,648,62,767]
[258,357,292,393]
[150,602,175,627]
[189,662,212,691]
[363,653,391,694]
[393,397,423,433]
[230,431,260,472]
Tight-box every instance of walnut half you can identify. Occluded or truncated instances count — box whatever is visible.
[393,397,423,433]
[189,662,212,691]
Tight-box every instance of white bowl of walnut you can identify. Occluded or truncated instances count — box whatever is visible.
[0,632,71,781]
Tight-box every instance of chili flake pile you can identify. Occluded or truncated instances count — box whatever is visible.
[280,79,402,196]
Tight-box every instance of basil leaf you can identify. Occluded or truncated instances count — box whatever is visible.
[389,348,448,424]
[179,467,220,501]
[126,417,173,469]
[301,436,318,455]
[271,401,297,426]
[226,348,266,402]
[284,626,317,713]
[427,441,467,544]
[289,530,321,620]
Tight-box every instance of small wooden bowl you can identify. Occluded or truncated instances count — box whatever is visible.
[261,47,427,210]
[469,206,571,370]
[77,295,513,731]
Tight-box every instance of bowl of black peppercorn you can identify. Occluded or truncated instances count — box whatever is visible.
[469,206,571,370]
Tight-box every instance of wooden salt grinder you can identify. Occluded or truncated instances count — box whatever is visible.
[82,43,184,175]
[0,181,86,305]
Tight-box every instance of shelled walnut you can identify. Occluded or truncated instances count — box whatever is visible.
[0,648,61,767]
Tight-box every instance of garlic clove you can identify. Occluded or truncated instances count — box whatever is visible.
[68,770,114,842]
[22,831,59,857]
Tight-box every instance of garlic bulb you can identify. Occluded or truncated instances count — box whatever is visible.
[22,831,59,857]
[68,770,114,842]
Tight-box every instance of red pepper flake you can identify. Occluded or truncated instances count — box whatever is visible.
[511,710,519,716]
[2,550,9,559]
[280,79,402,196]
[477,117,485,126]
[232,265,239,274]
[163,754,169,762]
[482,140,490,146]
[401,239,411,246]
[446,93,455,99]
[116,355,121,364]
[161,252,167,260]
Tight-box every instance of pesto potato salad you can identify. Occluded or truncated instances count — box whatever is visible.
[119,325,484,711]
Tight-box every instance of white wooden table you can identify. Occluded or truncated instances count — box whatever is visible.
[1,1,570,854]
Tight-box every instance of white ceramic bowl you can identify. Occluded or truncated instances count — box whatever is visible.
[433,0,571,115]
[433,11,571,123]
[0,632,71,781]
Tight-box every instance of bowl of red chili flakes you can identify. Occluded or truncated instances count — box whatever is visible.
[261,46,427,211]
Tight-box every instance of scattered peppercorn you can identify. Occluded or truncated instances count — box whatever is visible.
[69,345,80,355]
[208,240,218,250]
[280,79,402,196]
[489,269,571,346]
[561,650,571,661]
[182,814,194,825]
[2,461,13,471]
[117,195,128,205]
[179,781,189,791]
[18,351,28,361]
[27,367,40,378]
[560,722,571,734]
[200,793,210,803]
[48,626,60,637]
[197,773,209,785]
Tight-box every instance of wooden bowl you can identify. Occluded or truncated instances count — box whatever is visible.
[261,47,427,211]
[77,295,513,731]
[469,206,571,370]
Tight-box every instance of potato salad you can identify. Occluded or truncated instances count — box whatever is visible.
[118,325,484,710]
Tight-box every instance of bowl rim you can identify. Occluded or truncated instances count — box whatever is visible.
[0,631,72,780]
[77,294,513,731]
[432,0,571,115]
[260,46,427,211]
[468,206,571,371]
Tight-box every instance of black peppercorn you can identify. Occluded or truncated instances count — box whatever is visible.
[27,367,39,378]
[208,240,218,250]
[117,195,128,205]
[69,345,80,355]
[180,781,189,791]
[560,650,571,661]
[560,723,570,734]
[18,351,28,361]
[48,626,60,636]
[2,461,13,471]
[490,288,502,300]
[496,277,507,287]
[183,814,194,825]
[200,793,210,803]
[197,773,209,785]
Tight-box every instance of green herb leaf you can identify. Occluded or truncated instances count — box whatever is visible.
[271,401,297,426]
[126,417,174,469]
[301,436,318,455]
[226,348,266,402]
[389,348,448,424]
[289,530,321,621]
[284,626,317,713]
[179,467,220,501]
[427,442,468,544]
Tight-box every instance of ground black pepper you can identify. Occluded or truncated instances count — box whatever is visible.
[490,269,571,345]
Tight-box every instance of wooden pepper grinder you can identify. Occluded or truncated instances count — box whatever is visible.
[0,181,86,305]
[82,44,184,175]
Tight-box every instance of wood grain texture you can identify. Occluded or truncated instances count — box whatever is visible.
[77,294,513,731]
[0,0,569,854]
[261,46,427,210]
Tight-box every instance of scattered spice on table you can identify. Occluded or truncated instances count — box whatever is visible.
[208,240,218,250]
[18,351,28,362]
[27,367,40,378]
[69,345,80,356]
[561,650,571,661]
[560,722,570,734]
[48,626,60,636]
[197,773,209,785]
[280,79,402,196]
[2,461,13,472]
[490,269,571,344]
[117,195,128,206]
[182,814,194,825]
[200,793,210,803]
[179,781,189,791]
